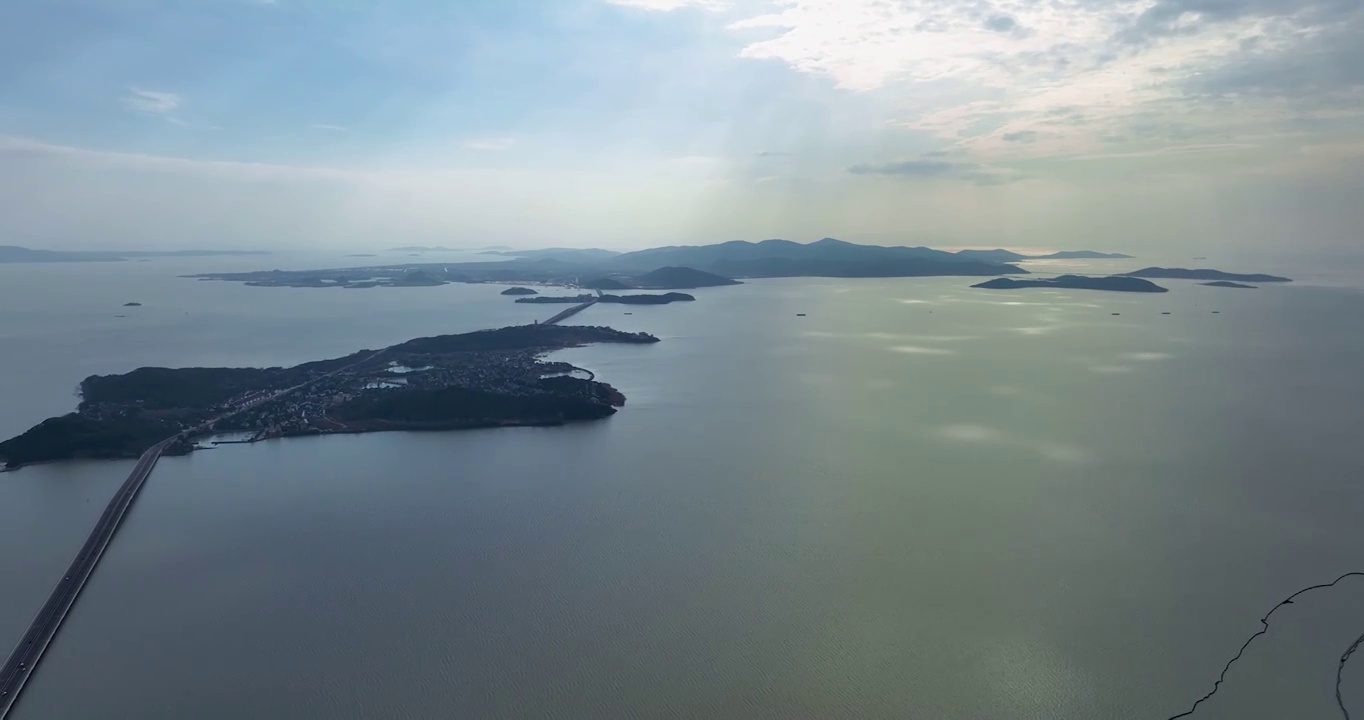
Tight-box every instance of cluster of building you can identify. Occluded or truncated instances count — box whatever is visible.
[210,349,573,437]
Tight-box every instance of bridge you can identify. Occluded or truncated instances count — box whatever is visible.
[0,437,174,718]
[0,348,386,718]
[542,299,597,326]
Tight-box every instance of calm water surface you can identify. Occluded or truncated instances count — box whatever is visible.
[2,256,1363,718]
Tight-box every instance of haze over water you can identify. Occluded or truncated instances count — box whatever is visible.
[3,256,1364,718]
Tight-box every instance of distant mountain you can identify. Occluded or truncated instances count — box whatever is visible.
[953,249,1132,262]
[488,248,621,263]
[633,266,740,289]
[1037,251,1133,259]
[0,246,269,264]
[0,246,124,263]
[973,275,1168,293]
[118,250,270,258]
[582,277,632,290]
[610,238,1025,278]
[953,249,1028,262]
[390,246,460,252]
[1123,267,1291,282]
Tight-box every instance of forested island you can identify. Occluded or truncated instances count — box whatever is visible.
[0,324,658,468]
[972,275,1169,293]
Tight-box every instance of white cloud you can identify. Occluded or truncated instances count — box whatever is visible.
[464,137,517,151]
[720,0,1364,159]
[606,0,729,10]
[310,123,348,131]
[122,87,181,116]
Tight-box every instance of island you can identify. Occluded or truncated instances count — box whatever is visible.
[972,275,1169,293]
[186,238,1032,291]
[0,324,659,469]
[955,249,1134,262]
[1201,281,1258,289]
[123,302,142,307]
[516,293,695,305]
[1122,267,1291,282]
[500,287,539,296]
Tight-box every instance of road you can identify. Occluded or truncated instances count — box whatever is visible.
[0,347,386,718]
[0,437,173,718]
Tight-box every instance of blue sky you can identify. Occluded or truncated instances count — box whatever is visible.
[2,0,1362,256]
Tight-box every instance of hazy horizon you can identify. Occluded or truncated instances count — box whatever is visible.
[2,0,1361,260]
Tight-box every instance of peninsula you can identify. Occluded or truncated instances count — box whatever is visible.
[1122,267,1291,282]
[972,275,1169,293]
[0,324,658,468]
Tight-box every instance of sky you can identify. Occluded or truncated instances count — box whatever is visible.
[1,0,1361,257]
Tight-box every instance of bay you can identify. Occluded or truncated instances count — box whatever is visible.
[3,256,1363,718]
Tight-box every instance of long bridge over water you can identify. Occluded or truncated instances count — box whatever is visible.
[0,349,384,717]
[542,298,598,326]
[0,438,173,717]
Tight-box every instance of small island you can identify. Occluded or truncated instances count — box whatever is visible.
[123,302,142,307]
[634,266,741,289]
[0,324,659,468]
[1201,281,1258,289]
[972,275,1169,293]
[500,287,539,296]
[1123,267,1291,282]
[516,293,695,305]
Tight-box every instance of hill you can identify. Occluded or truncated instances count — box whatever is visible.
[953,249,1133,262]
[952,249,1028,262]
[583,277,632,290]
[633,266,740,289]
[1038,251,1133,259]
[487,248,621,263]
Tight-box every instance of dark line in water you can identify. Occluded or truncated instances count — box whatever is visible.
[1168,571,1364,719]
[1338,630,1364,720]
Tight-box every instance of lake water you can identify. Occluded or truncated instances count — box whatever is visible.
[2,254,1364,718]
